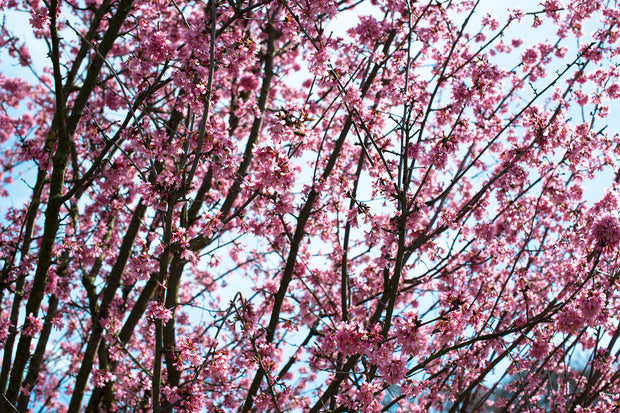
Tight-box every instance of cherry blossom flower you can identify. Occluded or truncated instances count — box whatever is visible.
[146,302,173,323]
[592,215,620,249]
[23,313,43,337]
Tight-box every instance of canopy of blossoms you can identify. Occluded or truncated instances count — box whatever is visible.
[1,0,620,412]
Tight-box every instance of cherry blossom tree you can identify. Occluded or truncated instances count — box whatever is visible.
[1,0,620,411]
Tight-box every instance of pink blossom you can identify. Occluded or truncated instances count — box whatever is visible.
[0,315,11,348]
[394,311,426,356]
[481,14,500,30]
[511,38,524,48]
[379,355,407,385]
[555,46,568,58]
[309,46,329,76]
[556,307,585,334]
[178,384,206,413]
[579,290,605,324]
[238,75,259,92]
[607,83,620,98]
[176,336,204,368]
[324,321,380,357]
[146,302,173,323]
[23,313,43,337]
[92,369,114,387]
[348,15,383,45]
[337,382,383,413]
[509,7,524,22]
[592,215,620,248]
[145,31,175,63]
[29,8,49,31]
[522,47,540,67]
[573,89,590,106]
[529,338,550,360]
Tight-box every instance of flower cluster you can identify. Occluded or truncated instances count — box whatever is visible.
[393,311,426,356]
[146,302,173,323]
[23,313,43,337]
[592,215,620,249]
